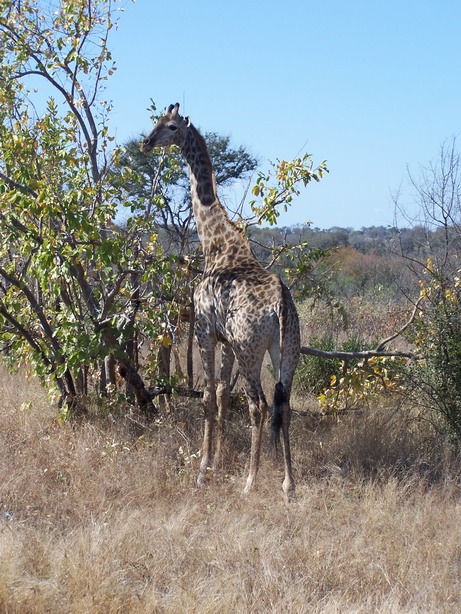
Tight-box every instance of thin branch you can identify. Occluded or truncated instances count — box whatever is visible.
[145,153,165,219]
[13,58,97,178]
[0,170,37,198]
[374,294,424,351]
[100,270,130,319]
[0,265,62,356]
[0,303,49,363]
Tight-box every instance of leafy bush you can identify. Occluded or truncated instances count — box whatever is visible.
[293,335,336,396]
[406,265,461,441]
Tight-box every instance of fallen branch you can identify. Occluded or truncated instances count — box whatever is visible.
[149,345,417,404]
[149,303,421,403]
[300,347,417,360]
[292,407,363,418]
[148,385,203,399]
[300,297,422,362]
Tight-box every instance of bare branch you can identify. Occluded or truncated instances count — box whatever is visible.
[374,294,424,351]
[300,346,417,361]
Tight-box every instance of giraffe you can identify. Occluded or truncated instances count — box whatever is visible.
[140,103,300,496]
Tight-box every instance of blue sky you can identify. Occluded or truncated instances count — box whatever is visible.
[107,0,461,229]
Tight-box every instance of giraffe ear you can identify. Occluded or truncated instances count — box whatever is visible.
[185,116,191,127]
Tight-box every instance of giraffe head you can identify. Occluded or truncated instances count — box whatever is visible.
[140,103,190,153]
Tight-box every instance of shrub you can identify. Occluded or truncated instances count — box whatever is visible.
[406,265,461,442]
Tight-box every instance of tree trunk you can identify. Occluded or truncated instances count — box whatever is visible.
[100,328,156,415]
[157,343,172,411]
[117,361,156,414]
[104,354,117,387]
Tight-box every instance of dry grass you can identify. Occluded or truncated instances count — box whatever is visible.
[1,369,461,613]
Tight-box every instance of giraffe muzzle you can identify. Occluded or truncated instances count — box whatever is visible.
[140,138,153,153]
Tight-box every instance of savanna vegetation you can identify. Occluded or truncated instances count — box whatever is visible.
[1,1,461,612]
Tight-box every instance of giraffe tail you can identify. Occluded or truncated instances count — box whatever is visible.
[271,381,287,448]
[271,281,290,448]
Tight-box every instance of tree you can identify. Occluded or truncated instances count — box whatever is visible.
[0,0,160,414]
[0,1,331,417]
[394,139,461,440]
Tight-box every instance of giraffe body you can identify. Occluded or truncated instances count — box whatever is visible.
[141,104,300,496]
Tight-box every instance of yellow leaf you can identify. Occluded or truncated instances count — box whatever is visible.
[161,334,172,348]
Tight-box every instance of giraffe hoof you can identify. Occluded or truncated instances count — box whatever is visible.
[283,480,296,502]
[197,466,213,488]
[242,478,255,497]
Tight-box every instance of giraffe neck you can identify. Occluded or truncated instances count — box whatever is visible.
[181,125,254,271]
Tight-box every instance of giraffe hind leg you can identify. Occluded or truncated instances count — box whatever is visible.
[279,385,295,498]
[196,336,217,488]
[214,342,235,469]
[241,376,268,496]
[269,341,296,498]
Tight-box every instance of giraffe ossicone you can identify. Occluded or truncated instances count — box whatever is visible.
[141,103,300,497]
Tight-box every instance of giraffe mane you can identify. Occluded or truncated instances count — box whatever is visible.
[188,124,252,249]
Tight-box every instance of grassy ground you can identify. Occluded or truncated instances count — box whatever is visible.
[1,368,460,613]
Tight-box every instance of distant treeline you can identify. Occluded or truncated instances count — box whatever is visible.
[244,223,461,301]
[249,224,461,258]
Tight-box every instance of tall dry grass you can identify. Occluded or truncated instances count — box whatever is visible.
[1,368,460,613]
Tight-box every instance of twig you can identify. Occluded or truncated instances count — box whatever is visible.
[374,294,424,351]
[145,153,165,219]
